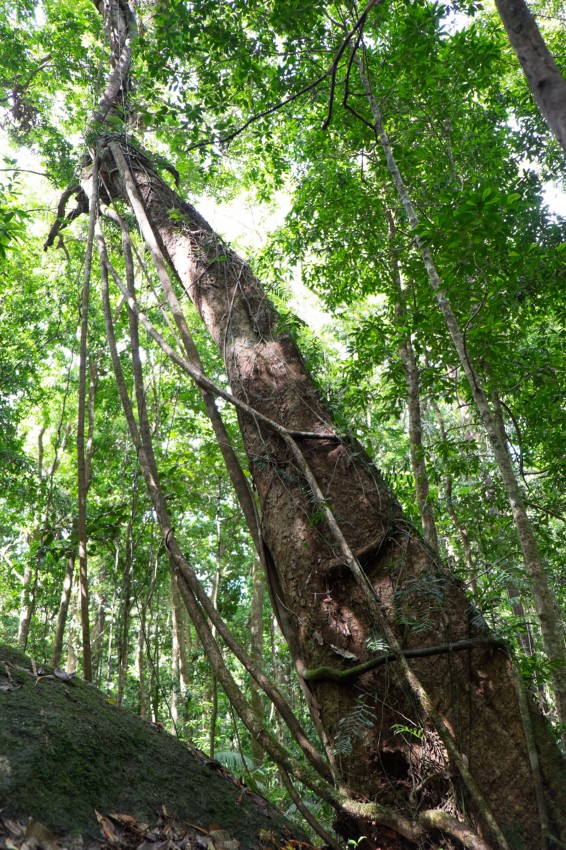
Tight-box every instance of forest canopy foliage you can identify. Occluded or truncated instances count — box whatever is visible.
[0,0,565,847]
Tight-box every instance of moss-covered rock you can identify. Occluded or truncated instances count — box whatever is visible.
[0,645,303,849]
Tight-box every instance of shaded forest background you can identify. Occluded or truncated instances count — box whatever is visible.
[0,0,565,842]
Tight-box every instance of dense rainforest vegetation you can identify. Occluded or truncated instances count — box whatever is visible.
[0,0,565,847]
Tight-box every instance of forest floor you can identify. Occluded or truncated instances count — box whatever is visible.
[0,646,310,850]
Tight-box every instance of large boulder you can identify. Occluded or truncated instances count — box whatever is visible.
[0,645,305,849]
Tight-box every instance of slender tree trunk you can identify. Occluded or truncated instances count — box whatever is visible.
[400,331,438,550]
[429,399,479,596]
[249,556,265,765]
[137,606,149,720]
[151,614,160,723]
[117,535,134,706]
[76,166,99,682]
[209,501,222,758]
[171,570,190,722]
[65,585,80,674]
[17,562,37,650]
[18,428,51,650]
[494,0,566,156]
[491,393,538,659]
[388,210,439,551]
[91,590,108,683]
[353,51,566,744]
[508,587,536,656]
[51,549,75,667]
[105,560,119,691]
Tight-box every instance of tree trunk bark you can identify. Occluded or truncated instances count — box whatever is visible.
[388,210,439,552]
[208,523,222,759]
[76,168,99,683]
[137,608,149,720]
[250,556,265,765]
[171,569,190,722]
[96,141,566,848]
[430,399,479,597]
[65,585,80,674]
[117,538,133,706]
[17,562,37,651]
[91,590,108,684]
[51,549,75,668]
[494,0,566,156]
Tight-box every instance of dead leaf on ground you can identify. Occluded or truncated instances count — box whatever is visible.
[95,812,121,845]
[107,816,137,829]
[208,829,239,850]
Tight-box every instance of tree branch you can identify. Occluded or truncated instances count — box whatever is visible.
[299,637,508,683]
[185,0,383,151]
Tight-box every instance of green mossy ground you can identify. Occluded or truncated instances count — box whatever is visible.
[0,645,303,848]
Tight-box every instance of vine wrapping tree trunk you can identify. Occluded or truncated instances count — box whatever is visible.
[76,165,99,682]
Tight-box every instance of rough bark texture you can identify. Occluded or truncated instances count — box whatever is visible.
[494,0,566,156]
[98,150,566,849]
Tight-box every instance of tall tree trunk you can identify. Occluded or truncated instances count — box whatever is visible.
[77,161,100,682]
[209,499,223,759]
[117,537,134,706]
[96,140,566,848]
[151,614,160,723]
[494,0,566,156]
[388,209,439,551]
[51,549,75,668]
[249,556,265,765]
[171,569,190,723]
[91,590,108,684]
[429,399,479,597]
[20,420,66,651]
[17,562,37,651]
[137,602,150,720]
[65,584,80,674]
